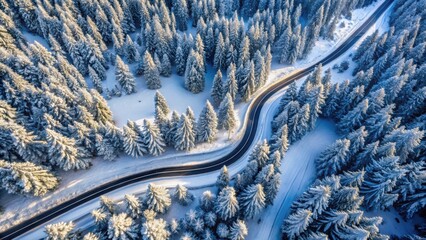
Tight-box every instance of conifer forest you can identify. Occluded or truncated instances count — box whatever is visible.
[0,0,425,239]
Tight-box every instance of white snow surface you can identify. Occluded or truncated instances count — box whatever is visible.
[0,0,400,237]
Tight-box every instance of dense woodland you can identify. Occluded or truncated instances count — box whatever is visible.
[275,0,426,238]
[0,0,374,200]
[0,0,425,238]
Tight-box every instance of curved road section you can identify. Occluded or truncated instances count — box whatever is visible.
[0,1,393,239]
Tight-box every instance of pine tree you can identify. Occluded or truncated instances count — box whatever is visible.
[215,186,239,221]
[241,61,256,102]
[225,63,238,100]
[211,70,224,106]
[46,129,89,171]
[249,140,270,169]
[143,51,162,89]
[176,46,186,76]
[197,100,218,143]
[383,127,424,163]
[173,184,194,206]
[141,218,171,240]
[160,54,172,77]
[116,56,136,94]
[270,124,289,155]
[173,0,189,31]
[275,82,298,117]
[45,222,76,240]
[122,121,146,158]
[337,99,369,135]
[142,119,165,156]
[89,66,103,94]
[0,160,58,196]
[108,213,138,240]
[154,91,170,115]
[316,139,351,178]
[216,165,230,189]
[185,50,205,93]
[361,156,406,210]
[282,209,312,239]
[174,114,195,151]
[214,33,226,69]
[291,185,331,219]
[200,190,216,212]
[124,194,142,219]
[124,35,139,64]
[264,173,281,206]
[229,220,248,240]
[239,184,266,219]
[143,183,171,214]
[218,93,237,138]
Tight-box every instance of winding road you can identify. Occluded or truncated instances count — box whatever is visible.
[0,0,393,239]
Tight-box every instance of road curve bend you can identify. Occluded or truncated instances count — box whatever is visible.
[0,0,393,239]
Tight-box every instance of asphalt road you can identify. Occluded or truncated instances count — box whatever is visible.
[0,0,393,239]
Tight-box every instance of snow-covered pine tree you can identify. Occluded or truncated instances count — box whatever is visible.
[337,99,369,135]
[270,124,289,155]
[0,160,58,196]
[291,185,331,219]
[197,100,218,143]
[107,213,138,240]
[200,190,216,212]
[216,165,230,190]
[115,56,136,94]
[89,66,103,94]
[264,173,281,206]
[143,51,162,90]
[142,119,165,156]
[141,218,171,240]
[361,156,406,210]
[215,186,239,221]
[124,194,142,219]
[160,54,172,77]
[241,61,256,102]
[248,140,270,169]
[383,127,424,163]
[46,129,90,171]
[143,183,171,214]
[239,184,266,219]
[173,0,189,31]
[122,121,146,158]
[229,220,248,240]
[173,184,194,206]
[275,82,298,118]
[98,122,123,161]
[174,114,195,151]
[281,209,312,239]
[316,139,351,178]
[166,111,180,146]
[214,33,226,69]
[211,69,224,106]
[185,49,205,93]
[154,91,170,115]
[124,35,139,64]
[218,93,237,138]
[225,63,239,100]
[45,222,76,240]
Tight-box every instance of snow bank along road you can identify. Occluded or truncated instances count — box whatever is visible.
[0,0,394,239]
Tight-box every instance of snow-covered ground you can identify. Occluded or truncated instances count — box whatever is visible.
[0,0,391,234]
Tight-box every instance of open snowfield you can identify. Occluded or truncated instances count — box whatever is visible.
[0,0,393,234]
